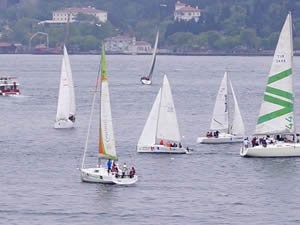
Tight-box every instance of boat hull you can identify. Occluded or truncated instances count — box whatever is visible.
[54,119,74,129]
[141,78,152,85]
[240,143,300,157]
[80,167,138,184]
[137,145,187,154]
[197,134,243,144]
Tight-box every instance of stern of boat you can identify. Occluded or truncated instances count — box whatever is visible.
[54,119,74,129]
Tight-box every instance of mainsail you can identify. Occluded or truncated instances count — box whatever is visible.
[156,75,181,143]
[56,48,71,121]
[255,13,294,135]
[230,80,245,135]
[210,72,229,132]
[138,89,161,146]
[99,46,117,160]
[147,31,159,80]
[64,46,76,117]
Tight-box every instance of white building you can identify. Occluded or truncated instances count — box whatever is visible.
[52,7,107,23]
[104,35,152,54]
[127,41,152,54]
[174,1,200,22]
[104,35,133,53]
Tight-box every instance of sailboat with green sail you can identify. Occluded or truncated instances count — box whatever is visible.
[240,12,300,157]
[80,45,138,184]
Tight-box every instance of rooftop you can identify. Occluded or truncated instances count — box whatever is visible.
[135,41,151,46]
[54,7,106,14]
[176,6,200,12]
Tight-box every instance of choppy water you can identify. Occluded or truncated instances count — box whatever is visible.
[1,54,300,225]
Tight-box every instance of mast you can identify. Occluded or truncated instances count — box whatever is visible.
[155,85,163,144]
[226,72,229,134]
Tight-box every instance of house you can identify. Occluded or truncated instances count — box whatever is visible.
[104,35,133,53]
[104,35,152,54]
[174,1,200,22]
[39,6,107,25]
[53,7,107,23]
[127,41,152,54]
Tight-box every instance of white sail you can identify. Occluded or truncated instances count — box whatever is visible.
[100,80,117,159]
[138,89,161,146]
[156,75,181,143]
[210,72,229,132]
[64,46,76,116]
[99,48,117,160]
[255,13,294,135]
[230,80,245,135]
[147,31,159,80]
[56,54,70,121]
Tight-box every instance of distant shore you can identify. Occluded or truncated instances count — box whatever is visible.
[2,50,300,56]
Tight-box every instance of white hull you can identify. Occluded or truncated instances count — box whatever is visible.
[54,119,74,129]
[80,167,138,185]
[141,78,152,85]
[137,145,187,154]
[240,143,300,157]
[197,133,243,144]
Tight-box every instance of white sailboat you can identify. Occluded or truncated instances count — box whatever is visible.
[137,74,187,153]
[80,46,138,184]
[197,72,245,144]
[240,12,300,157]
[140,31,159,85]
[54,46,76,128]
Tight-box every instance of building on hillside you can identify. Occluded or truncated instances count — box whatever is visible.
[104,35,152,54]
[39,6,107,25]
[104,35,133,53]
[0,42,16,53]
[53,7,107,23]
[174,1,200,22]
[127,41,152,54]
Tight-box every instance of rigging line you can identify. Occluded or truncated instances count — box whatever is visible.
[81,59,101,169]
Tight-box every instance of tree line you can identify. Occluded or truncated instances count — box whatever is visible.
[1,0,300,51]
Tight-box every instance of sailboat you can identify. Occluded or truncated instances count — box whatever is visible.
[240,12,300,157]
[54,46,76,128]
[137,74,187,153]
[140,31,159,85]
[80,46,138,184]
[197,72,245,144]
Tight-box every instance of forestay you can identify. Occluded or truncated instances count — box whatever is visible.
[156,75,181,143]
[255,13,294,135]
[99,47,117,160]
[138,89,161,146]
[230,80,245,135]
[210,72,229,132]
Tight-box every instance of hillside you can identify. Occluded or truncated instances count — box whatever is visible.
[0,0,300,51]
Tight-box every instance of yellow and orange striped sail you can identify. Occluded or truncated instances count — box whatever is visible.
[99,45,117,160]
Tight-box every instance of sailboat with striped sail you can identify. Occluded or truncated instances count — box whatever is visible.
[197,72,245,144]
[140,31,159,85]
[240,12,300,157]
[54,46,76,128]
[80,46,138,184]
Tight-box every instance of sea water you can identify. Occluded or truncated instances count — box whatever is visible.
[1,54,300,225]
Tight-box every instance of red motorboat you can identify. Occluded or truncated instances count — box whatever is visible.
[0,77,20,96]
